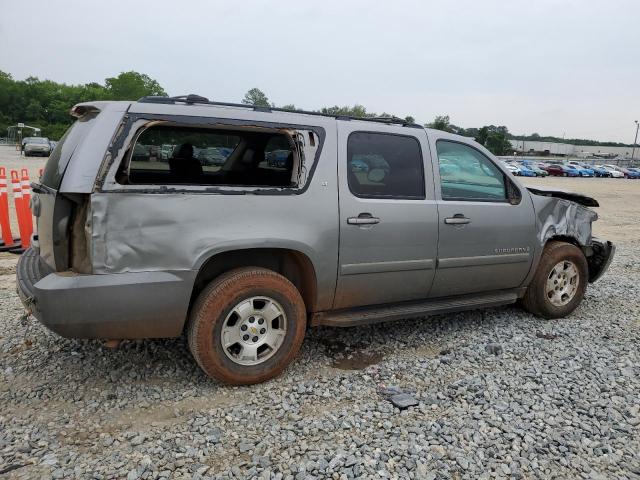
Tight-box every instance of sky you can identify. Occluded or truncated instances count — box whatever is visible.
[1,0,639,143]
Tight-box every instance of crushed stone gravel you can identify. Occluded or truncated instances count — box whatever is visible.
[0,242,638,479]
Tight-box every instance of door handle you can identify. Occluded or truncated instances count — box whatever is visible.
[444,214,471,225]
[347,213,380,225]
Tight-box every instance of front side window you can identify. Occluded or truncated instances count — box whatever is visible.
[347,132,425,199]
[436,141,507,201]
[120,125,297,188]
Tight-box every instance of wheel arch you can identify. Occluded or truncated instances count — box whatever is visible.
[189,247,318,316]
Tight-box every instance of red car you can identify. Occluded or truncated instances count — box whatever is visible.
[540,163,565,176]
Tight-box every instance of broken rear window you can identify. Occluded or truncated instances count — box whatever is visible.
[119,125,299,188]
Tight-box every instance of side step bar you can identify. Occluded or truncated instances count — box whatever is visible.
[310,290,521,327]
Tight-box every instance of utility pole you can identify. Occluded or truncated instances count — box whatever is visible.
[632,120,639,163]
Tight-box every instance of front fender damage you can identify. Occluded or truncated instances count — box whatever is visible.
[530,192,614,283]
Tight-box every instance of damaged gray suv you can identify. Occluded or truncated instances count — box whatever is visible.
[17,95,614,384]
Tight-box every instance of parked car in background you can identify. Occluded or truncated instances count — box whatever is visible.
[627,167,640,178]
[521,161,548,177]
[266,149,292,168]
[502,161,521,176]
[516,163,537,177]
[591,165,611,177]
[561,165,580,177]
[602,164,631,178]
[566,165,593,177]
[568,162,595,177]
[610,166,640,179]
[23,137,51,157]
[541,163,566,176]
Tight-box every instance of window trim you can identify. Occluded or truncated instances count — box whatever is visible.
[98,113,326,196]
[120,124,295,186]
[347,130,426,200]
[435,139,520,204]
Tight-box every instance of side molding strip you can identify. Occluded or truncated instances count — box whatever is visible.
[438,253,530,269]
[341,259,434,276]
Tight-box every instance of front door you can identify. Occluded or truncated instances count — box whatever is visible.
[334,123,439,309]
[429,138,536,298]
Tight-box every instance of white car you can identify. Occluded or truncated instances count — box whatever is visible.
[502,162,521,175]
[600,165,625,178]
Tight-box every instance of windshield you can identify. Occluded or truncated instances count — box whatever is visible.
[41,112,98,189]
[28,137,49,144]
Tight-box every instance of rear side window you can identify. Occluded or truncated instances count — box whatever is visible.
[436,140,507,201]
[121,125,296,188]
[347,132,425,199]
[41,112,98,189]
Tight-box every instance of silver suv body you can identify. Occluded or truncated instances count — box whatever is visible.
[17,96,614,384]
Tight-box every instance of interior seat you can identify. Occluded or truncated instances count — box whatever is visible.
[169,143,203,183]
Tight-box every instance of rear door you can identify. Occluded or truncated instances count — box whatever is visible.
[334,123,438,309]
[429,136,536,298]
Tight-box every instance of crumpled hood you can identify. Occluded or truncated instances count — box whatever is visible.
[526,186,599,207]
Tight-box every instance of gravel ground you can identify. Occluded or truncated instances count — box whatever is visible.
[0,143,639,478]
[1,243,639,479]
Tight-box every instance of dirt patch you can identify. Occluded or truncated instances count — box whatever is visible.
[320,338,385,370]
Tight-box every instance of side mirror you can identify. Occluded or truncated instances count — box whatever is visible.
[367,168,387,183]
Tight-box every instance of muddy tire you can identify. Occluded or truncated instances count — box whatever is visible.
[187,267,306,385]
[522,241,588,319]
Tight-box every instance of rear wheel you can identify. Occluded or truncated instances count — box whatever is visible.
[522,241,588,319]
[187,267,306,384]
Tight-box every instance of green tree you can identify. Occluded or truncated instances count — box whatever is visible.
[242,88,271,107]
[427,115,454,132]
[475,125,513,155]
[105,71,167,100]
[320,104,375,118]
[0,70,166,139]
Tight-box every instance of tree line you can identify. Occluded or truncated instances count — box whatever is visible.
[0,70,166,139]
[0,73,630,154]
[243,90,514,155]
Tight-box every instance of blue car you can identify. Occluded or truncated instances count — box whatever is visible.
[624,167,640,179]
[561,165,580,177]
[628,167,640,177]
[517,164,537,177]
[591,165,610,177]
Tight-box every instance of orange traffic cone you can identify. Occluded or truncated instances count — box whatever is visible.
[10,170,29,250]
[20,169,33,244]
[0,167,18,249]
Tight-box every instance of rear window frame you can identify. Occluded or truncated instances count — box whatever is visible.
[98,113,326,196]
[121,124,297,186]
[346,130,426,200]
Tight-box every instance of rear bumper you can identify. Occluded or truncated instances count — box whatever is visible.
[587,238,615,283]
[17,247,196,339]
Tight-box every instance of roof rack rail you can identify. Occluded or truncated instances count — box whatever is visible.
[137,95,422,128]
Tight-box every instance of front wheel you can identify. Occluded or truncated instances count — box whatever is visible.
[522,241,588,319]
[187,267,306,384]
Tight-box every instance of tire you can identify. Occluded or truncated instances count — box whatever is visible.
[187,267,306,384]
[522,241,588,319]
